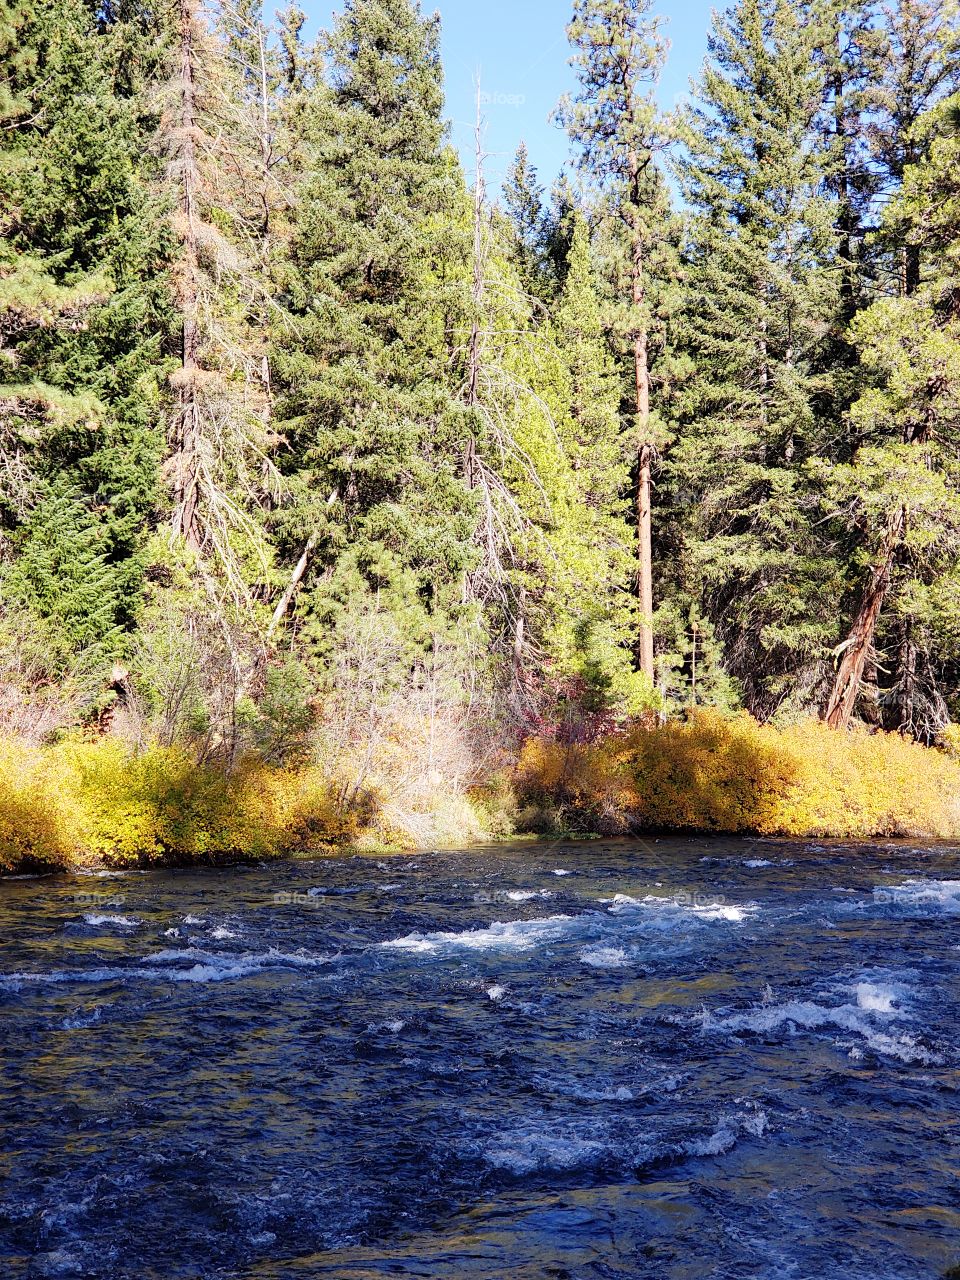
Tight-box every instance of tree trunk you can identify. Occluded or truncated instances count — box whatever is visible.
[832,54,856,323]
[172,0,202,549]
[824,510,904,730]
[267,532,318,640]
[631,196,654,681]
[464,83,485,489]
[893,615,918,735]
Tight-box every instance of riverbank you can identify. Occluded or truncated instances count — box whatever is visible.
[3,712,960,874]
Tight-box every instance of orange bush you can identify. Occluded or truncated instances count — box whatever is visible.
[513,711,960,839]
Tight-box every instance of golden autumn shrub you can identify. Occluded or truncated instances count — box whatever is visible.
[45,740,285,864]
[513,711,960,840]
[0,737,373,871]
[271,766,375,852]
[0,738,77,870]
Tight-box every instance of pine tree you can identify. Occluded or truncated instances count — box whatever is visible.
[0,0,172,652]
[557,0,671,683]
[502,143,550,302]
[824,1,960,730]
[271,0,473,651]
[548,213,643,709]
[162,0,284,591]
[823,89,960,737]
[670,0,845,719]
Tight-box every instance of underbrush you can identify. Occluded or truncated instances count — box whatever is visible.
[0,738,377,872]
[5,710,959,873]
[0,735,497,873]
[512,710,960,840]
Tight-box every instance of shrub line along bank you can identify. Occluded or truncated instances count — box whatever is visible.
[3,712,959,874]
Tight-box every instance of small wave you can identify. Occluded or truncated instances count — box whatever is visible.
[182,914,205,925]
[873,879,960,914]
[604,893,757,923]
[580,944,633,968]
[532,1074,634,1102]
[82,913,141,928]
[380,914,577,955]
[0,946,337,989]
[744,859,773,868]
[483,1126,624,1175]
[486,984,507,1001]
[552,869,572,877]
[699,981,941,1066]
[684,1108,768,1157]
[75,869,145,878]
[209,926,238,940]
[61,1005,105,1029]
[505,889,553,902]
[140,946,336,983]
[481,1105,767,1177]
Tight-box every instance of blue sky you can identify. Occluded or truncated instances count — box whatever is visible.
[294,1,717,193]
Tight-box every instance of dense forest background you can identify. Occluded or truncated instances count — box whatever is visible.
[2,0,960,851]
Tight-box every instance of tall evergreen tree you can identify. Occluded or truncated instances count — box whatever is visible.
[162,0,284,596]
[824,0,960,729]
[557,0,670,683]
[271,0,473,652]
[669,0,845,719]
[823,90,960,737]
[0,0,171,654]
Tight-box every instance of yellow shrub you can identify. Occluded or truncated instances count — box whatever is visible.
[0,732,388,871]
[513,712,960,840]
[0,738,76,870]
[271,766,373,852]
[45,740,284,864]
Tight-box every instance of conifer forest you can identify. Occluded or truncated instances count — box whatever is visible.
[7,7,960,1279]
[3,0,960,861]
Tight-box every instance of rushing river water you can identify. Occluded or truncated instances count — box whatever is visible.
[2,838,960,1279]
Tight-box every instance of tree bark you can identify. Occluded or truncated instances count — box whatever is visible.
[464,82,485,489]
[824,509,904,730]
[267,532,318,640]
[631,212,654,681]
[172,0,202,549]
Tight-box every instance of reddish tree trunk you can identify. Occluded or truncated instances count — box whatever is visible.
[824,510,904,730]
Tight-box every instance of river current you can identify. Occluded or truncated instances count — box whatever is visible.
[1,837,959,1279]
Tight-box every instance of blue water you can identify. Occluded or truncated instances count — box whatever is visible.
[1,838,959,1279]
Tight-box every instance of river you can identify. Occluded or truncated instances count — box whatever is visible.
[1,837,959,1278]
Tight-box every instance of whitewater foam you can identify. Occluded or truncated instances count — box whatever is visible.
[483,1127,620,1175]
[604,893,757,923]
[82,914,141,928]
[580,944,633,968]
[0,946,337,989]
[873,879,960,914]
[380,914,578,955]
[482,1105,768,1177]
[684,1108,768,1157]
[700,980,941,1066]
